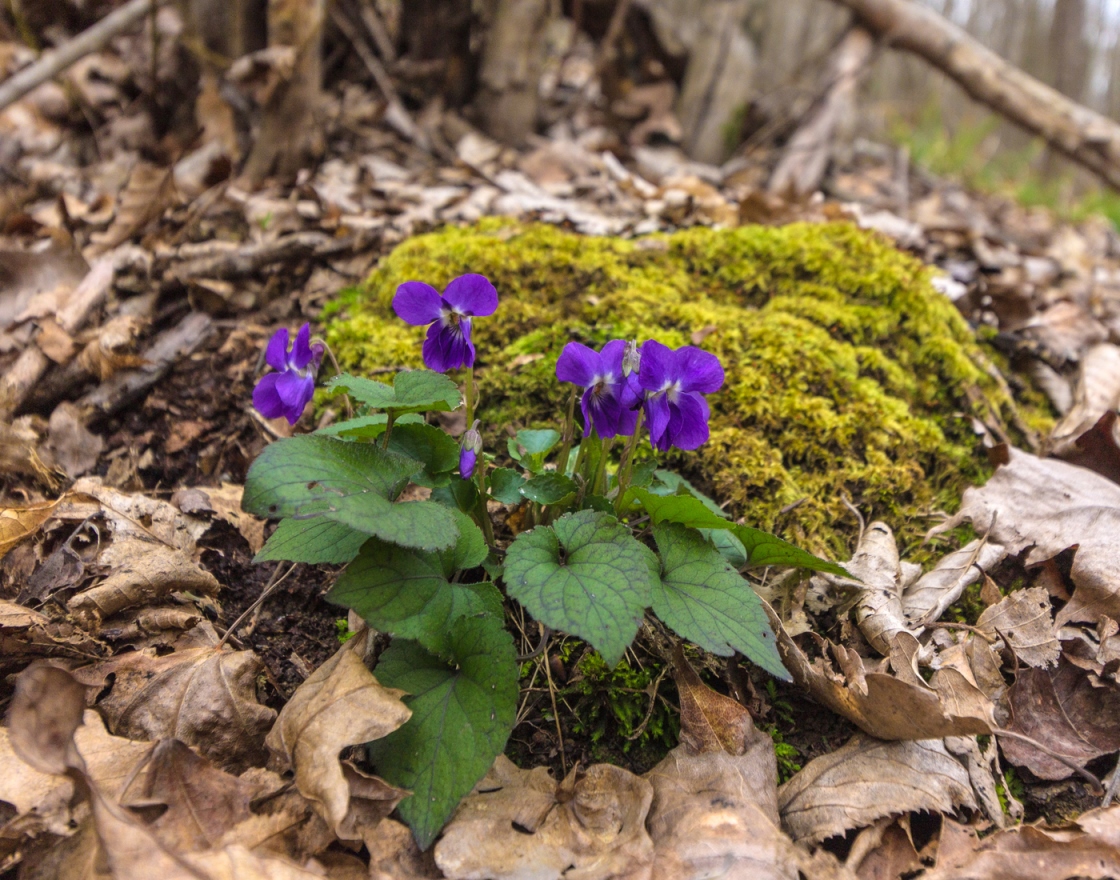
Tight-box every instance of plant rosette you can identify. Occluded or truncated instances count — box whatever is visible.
[242,276,846,850]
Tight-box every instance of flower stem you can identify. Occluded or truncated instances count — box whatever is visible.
[381,411,396,448]
[555,387,579,475]
[317,338,352,418]
[464,366,476,428]
[474,462,496,547]
[613,409,645,516]
[591,436,615,497]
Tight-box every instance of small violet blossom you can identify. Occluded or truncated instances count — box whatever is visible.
[555,340,641,439]
[392,274,498,373]
[460,420,482,480]
[253,324,324,425]
[638,340,724,452]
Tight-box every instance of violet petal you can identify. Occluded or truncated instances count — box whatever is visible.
[442,273,498,317]
[676,346,724,394]
[290,323,314,369]
[264,328,290,372]
[667,392,710,450]
[638,340,674,393]
[252,373,286,420]
[394,281,445,325]
[556,342,600,387]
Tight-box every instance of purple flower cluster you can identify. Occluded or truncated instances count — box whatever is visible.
[557,339,723,452]
[253,324,324,425]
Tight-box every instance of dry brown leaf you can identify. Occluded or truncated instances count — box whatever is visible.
[903,539,1008,628]
[83,645,276,773]
[45,401,104,479]
[673,645,752,754]
[765,602,993,740]
[847,522,920,656]
[89,163,178,254]
[778,736,976,844]
[975,586,1060,667]
[0,418,58,486]
[366,818,443,880]
[36,317,78,362]
[199,483,266,554]
[0,499,57,562]
[433,755,654,880]
[0,242,89,331]
[930,446,1120,627]
[1049,343,1120,456]
[76,314,147,381]
[121,739,258,852]
[265,640,410,840]
[848,816,923,880]
[1001,655,1120,780]
[9,665,321,880]
[923,805,1120,880]
[67,537,220,624]
[645,656,830,880]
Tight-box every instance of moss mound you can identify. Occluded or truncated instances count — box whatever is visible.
[325,220,1017,556]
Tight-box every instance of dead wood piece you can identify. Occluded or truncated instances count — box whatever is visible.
[76,311,214,419]
[162,232,354,283]
[0,257,117,420]
[0,0,169,113]
[825,0,1120,192]
[329,5,425,149]
[769,27,875,198]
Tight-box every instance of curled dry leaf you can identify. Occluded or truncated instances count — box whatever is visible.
[764,602,993,740]
[81,646,277,773]
[930,446,1120,627]
[645,652,823,880]
[434,755,654,880]
[265,639,411,840]
[194,482,266,554]
[903,539,1008,628]
[0,498,57,562]
[120,739,260,852]
[9,665,323,880]
[1001,654,1120,780]
[924,805,1120,880]
[975,586,1060,668]
[778,736,976,845]
[1049,342,1120,457]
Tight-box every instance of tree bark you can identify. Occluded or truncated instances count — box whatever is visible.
[475,0,551,145]
[824,0,1120,192]
[769,27,874,198]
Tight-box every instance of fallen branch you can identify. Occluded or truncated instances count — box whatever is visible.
[76,311,214,418]
[160,231,356,284]
[0,0,168,112]
[825,0,1120,191]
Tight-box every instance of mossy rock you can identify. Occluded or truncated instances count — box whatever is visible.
[325,219,1021,557]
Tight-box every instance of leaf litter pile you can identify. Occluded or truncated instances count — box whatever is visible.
[4,7,1120,880]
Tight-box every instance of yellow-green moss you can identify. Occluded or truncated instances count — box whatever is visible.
[325,220,1025,556]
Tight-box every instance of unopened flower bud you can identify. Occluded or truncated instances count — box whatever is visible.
[460,420,482,479]
[622,339,641,377]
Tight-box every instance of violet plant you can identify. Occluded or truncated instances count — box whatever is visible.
[242,274,846,850]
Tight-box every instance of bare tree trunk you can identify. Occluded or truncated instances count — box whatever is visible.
[475,0,551,145]
[241,0,325,183]
[823,0,1120,192]
[769,27,874,198]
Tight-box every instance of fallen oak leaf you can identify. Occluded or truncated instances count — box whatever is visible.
[763,601,993,740]
[778,735,976,845]
[265,638,411,840]
[975,586,1060,668]
[78,645,276,773]
[434,756,655,880]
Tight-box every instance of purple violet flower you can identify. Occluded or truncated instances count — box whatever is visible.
[392,274,498,373]
[638,340,724,452]
[460,420,482,479]
[253,324,324,425]
[555,340,641,439]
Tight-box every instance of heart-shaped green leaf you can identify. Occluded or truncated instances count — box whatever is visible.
[488,467,526,505]
[651,522,788,679]
[504,510,654,667]
[242,435,457,551]
[369,614,518,850]
[386,423,460,487]
[632,488,847,577]
[328,370,462,414]
[254,517,368,564]
[520,472,577,505]
[316,412,423,439]
[327,511,488,655]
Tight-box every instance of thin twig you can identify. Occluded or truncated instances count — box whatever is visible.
[840,493,865,547]
[217,562,297,648]
[517,623,552,661]
[543,643,567,775]
[0,0,168,112]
